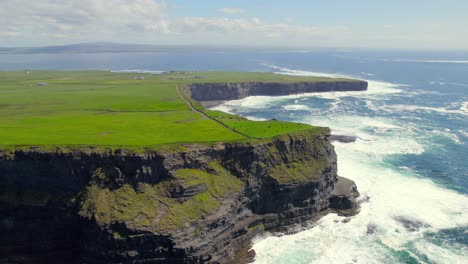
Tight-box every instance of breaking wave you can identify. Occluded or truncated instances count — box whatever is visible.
[381,103,468,116]
[364,59,468,64]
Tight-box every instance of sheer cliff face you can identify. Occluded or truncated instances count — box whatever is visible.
[187,81,368,101]
[0,130,356,263]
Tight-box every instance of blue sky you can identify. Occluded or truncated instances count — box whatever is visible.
[167,0,464,24]
[1,0,467,49]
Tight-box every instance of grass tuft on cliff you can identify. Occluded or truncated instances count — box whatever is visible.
[0,70,339,149]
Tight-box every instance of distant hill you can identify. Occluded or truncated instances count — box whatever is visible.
[0,42,287,54]
[0,43,186,54]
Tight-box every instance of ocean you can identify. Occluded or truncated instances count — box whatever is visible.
[1,48,467,263]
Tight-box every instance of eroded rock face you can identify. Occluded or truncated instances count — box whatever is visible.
[329,135,358,143]
[329,177,360,213]
[0,130,359,263]
[186,81,368,101]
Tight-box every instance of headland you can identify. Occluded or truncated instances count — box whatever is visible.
[0,71,366,263]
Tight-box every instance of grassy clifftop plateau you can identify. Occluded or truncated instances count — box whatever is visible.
[0,70,362,263]
[0,71,354,150]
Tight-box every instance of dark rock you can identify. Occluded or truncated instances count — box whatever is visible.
[394,216,430,232]
[329,177,360,213]
[330,135,357,143]
[367,223,378,235]
[186,81,368,101]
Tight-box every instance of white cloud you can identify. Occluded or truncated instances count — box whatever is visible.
[172,17,349,39]
[0,1,351,46]
[0,0,169,44]
[0,0,466,49]
[218,8,246,14]
[0,31,20,37]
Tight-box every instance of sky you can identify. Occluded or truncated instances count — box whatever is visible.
[0,0,467,50]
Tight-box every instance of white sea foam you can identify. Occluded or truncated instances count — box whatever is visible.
[328,98,342,113]
[361,72,374,77]
[430,129,463,145]
[282,104,311,111]
[211,96,277,113]
[461,102,468,113]
[382,104,468,116]
[458,129,468,138]
[396,89,444,97]
[412,240,468,264]
[369,58,468,64]
[429,81,467,87]
[209,104,234,115]
[301,115,425,155]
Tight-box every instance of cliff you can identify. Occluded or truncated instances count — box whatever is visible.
[186,81,368,101]
[0,130,359,263]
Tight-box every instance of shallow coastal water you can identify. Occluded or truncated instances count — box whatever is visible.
[1,49,467,263]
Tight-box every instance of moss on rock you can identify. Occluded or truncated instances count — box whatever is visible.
[79,162,243,231]
[269,158,329,184]
[79,184,163,228]
[158,164,243,230]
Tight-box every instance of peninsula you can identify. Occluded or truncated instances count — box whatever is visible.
[0,71,366,263]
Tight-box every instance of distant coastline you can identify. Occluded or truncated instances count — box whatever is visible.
[0,42,320,55]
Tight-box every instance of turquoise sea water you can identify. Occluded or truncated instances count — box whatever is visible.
[1,49,467,263]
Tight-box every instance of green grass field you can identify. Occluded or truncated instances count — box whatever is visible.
[205,110,315,138]
[0,71,334,149]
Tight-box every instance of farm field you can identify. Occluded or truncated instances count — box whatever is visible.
[0,71,331,149]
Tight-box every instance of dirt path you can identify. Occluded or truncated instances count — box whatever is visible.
[176,85,252,139]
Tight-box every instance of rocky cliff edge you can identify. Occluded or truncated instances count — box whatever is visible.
[186,81,368,101]
[0,129,359,263]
